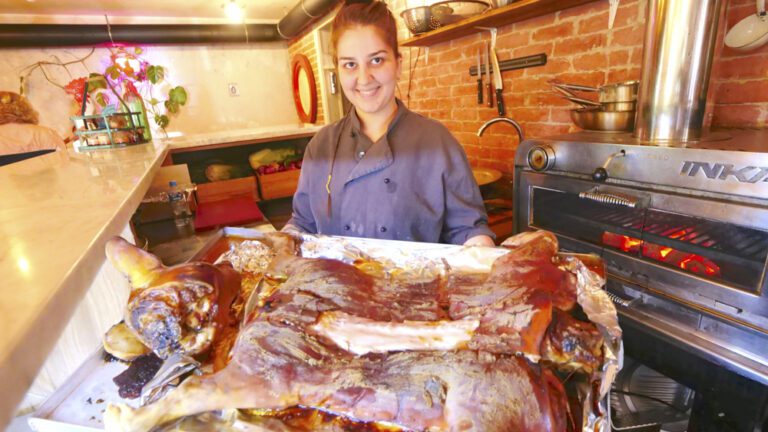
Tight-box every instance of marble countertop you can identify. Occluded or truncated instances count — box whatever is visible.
[158,124,321,150]
[0,125,319,427]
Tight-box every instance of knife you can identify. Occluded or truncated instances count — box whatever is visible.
[484,42,493,108]
[476,48,483,105]
[490,44,505,116]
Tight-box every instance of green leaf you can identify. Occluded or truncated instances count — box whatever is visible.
[95,92,109,107]
[105,65,120,80]
[146,65,165,84]
[155,114,169,128]
[165,100,179,114]
[168,86,187,106]
[148,98,160,106]
[87,74,107,90]
[134,47,143,55]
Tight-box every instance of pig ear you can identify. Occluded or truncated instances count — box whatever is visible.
[105,236,164,288]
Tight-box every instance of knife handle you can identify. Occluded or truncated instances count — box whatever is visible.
[496,89,505,116]
[477,79,483,104]
[486,83,493,107]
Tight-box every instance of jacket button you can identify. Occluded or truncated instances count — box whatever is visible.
[384,178,390,184]
[380,226,387,233]
[344,224,351,231]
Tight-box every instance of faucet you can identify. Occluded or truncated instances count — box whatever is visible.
[477,117,524,143]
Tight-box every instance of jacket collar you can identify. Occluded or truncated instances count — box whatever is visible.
[344,100,407,184]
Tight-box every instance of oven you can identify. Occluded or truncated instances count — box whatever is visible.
[513,130,768,431]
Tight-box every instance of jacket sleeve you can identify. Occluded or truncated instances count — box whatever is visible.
[286,134,319,234]
[439,134,496,245]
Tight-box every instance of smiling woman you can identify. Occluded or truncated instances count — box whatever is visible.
[283,0,495,247]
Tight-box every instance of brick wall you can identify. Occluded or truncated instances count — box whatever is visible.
[291,0,768,174]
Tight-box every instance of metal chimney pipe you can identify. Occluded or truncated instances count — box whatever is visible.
[633,0,725,142]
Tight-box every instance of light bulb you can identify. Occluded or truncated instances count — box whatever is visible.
[224,1,244,22]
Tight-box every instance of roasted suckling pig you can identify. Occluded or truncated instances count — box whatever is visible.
[104,230,620,431]
[105,237,241,361]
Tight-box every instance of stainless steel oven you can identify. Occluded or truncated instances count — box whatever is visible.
[513,130,768,431]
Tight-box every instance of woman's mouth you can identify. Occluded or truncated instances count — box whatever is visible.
[357,87,380,98]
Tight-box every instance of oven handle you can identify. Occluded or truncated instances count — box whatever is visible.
[578,190,638,208]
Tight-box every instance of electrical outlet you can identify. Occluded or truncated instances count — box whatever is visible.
[228,83,240,97]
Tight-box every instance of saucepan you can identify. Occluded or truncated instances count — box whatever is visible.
[570,107,635,132]
[552,86,636,112]
[552,80,639,103]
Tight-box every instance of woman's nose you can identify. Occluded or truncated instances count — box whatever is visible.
[357,64,373,83]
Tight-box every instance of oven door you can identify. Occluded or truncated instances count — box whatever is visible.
[514,171,768,383]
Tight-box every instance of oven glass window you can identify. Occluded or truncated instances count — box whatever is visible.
[531,187,768,293]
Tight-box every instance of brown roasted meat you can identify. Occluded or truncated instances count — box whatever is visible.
[106,237,241,360]
[104,230,612,431]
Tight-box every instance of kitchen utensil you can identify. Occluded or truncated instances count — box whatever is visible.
[552,80,638,102]
[476,48,483,104]
[489,35,505,116]
[570,107,635,132]
[553,86,636,111]
[472,168,502,186]
[430,1,492,25]
[484,42,493,107]
[724,0,768,51]
[400,6,441,35]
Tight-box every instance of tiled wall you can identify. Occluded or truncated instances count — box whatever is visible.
[293,0,768,175]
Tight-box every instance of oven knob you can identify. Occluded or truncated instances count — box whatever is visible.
[592,167,608,182]
[527,145,555,171]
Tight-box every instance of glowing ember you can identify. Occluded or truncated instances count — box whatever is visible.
[601,232,721,277]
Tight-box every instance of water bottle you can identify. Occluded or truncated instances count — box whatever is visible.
[168,180,189,226]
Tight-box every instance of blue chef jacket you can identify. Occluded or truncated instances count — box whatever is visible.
[288,100,494,245]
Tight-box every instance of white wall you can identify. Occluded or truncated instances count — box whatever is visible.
[1,42,300,139]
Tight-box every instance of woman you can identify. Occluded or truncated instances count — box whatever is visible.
[285,0,494,247]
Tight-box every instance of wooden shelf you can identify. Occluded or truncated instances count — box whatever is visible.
[401,0,597,47]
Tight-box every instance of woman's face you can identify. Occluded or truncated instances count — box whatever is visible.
[336,26,401,120]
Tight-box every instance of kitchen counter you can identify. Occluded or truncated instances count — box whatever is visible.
[0,125,318,428]
[158,124,322,151]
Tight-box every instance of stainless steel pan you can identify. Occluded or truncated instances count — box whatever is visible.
[570,107,635,132]
[553,80,639,103]
[553,86,636,111]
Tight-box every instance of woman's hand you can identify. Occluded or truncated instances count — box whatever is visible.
[463,235,495,247]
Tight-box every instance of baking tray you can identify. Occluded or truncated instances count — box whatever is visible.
[30,227,618,431]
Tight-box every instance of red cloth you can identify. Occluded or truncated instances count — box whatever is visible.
[194,197,263,231]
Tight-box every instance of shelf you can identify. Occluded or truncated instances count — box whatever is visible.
[401,0,598,47]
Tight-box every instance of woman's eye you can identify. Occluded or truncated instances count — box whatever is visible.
[342,62,356,69]
[371,57,383,65]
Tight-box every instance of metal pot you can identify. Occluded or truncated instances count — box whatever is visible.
[570,107,635,132]
[554,80,639,102]
[553,85,636,111]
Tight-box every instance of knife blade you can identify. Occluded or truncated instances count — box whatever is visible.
[484,42,493,108]
[490,45,505,116]
[476,48,483,105]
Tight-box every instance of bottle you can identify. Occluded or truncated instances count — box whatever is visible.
[124,88,152,142]
[168,180,189,226]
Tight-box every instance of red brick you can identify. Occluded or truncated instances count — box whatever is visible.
[437,74,461,87]
[489,147,518,160]
[608,49,630,67]
[452,108,479,121]
[606,68,641,83]
[558,1,604,22]
[572,52,608,71]
[532,22,575,42]
[478,134,515,148]
[454,132,481,147]
[535,57,572,76]
[611,25,644,47]
[715,55,768,80]
[712,104,766,127]
[578,11,609,35]
[716,81,768,104]
[451,84,480,98]
[524,123,571,139]
[512,42,554,58]
[497,31,531,49]
[508,107,550,122]
[550,107,574,123]
[554,71,606,87]
[553,34,606,57]
[509,76,551,93]
[629,47,643,65]
[612,2,642,28]
[514,13,556,32]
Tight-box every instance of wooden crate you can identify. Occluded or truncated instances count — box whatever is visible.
[256,169,300,201]
[197,176,256,203]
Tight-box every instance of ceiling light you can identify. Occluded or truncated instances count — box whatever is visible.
[224,1,244,22]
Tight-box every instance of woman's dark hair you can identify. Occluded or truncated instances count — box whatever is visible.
[331,0,399,62]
